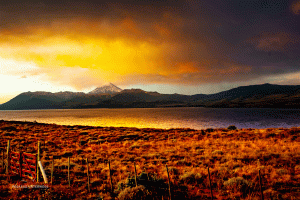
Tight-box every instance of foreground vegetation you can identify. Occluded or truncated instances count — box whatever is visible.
[0,120,299,199]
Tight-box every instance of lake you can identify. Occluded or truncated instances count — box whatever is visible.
[0,107,299,129]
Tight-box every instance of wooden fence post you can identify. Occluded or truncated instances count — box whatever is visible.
[2,150,4,170]
[87,158,90,192]
[109,160,113,193]
[36,154,38,182]
[37,141,40,182]
[19,151,23,178]
[6,140,10,174]
[38,161,48,183]
[259,169,264,200]
[208,167,213,200]
[166,165,172,200]
[51,158,54,184]
[68,157,70,187]
[134,162,138,187]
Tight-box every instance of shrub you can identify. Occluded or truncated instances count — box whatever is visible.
[224,177,252,197]
[276,168,289,175]
[118,185,152,200]
[119,172,168,198]
[179,172,203,184]
[167,167,180,176]
[227,125,237,130]
[175,159,192,166]
[295,165,300,174]
[212,150,224,155]
[116,180,127,192]
[129,144,140,150]
[206,128,214,133]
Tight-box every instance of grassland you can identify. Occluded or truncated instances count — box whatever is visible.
[0,120,299,199]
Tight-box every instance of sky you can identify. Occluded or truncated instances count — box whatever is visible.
[1,0,300,103]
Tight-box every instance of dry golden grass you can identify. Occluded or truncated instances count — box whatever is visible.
[0,120,299,199]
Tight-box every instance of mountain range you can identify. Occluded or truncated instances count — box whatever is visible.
[1,83,300,110]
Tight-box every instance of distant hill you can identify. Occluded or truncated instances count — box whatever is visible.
[202,84,300,108]
[1,83,300,110]
[0,91,110,110]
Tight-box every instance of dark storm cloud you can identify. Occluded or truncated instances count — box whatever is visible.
[1,0,300,86]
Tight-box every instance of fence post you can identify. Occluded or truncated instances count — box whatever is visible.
[87,158,90,192]
[208,167,213,200]
[51,158,54,184]
[134,161,138,187]
[6,140,10,174]
[2,150,4,170]
[37,141,40,182]
[36,154,38,182]
[109,160,113,193]
[166,165,172,200]
[259,169,264,200]
[38,161,48,183]
[19,151,23,178]
[68,157,70,187]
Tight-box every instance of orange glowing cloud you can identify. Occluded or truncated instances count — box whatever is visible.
[291,0,300,14]
[0,3,257,91]
[246,31,300,52]
[0,15,205,89]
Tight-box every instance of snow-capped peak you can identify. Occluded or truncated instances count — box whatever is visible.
[88,83,123,94]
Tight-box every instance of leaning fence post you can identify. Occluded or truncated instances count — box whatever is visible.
[134,161,138,187]
[166,165,172,200]
[38,161,48,183]
[259,169,264,200]
[208,167,213,200]
[6,140,10,174]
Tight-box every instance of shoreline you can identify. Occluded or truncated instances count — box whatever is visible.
[1,117,299,131]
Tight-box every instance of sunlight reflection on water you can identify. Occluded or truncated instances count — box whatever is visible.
[0,107,299,129]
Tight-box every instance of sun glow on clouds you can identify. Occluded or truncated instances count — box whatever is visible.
[0,57,80,103]
[291,0,300,14]
[2,1,299,104]
[0,17,203,92]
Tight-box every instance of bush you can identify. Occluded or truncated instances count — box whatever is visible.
[212,150,224,155]
[276,168,289,175]
[227,125,237,130]
[224,177,252,197]
[206,128,214,133]
[118,172,168,198]
[167,167,180,175]
[118,185,152,200]
[179,172,203,184]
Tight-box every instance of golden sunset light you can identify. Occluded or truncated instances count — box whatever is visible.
[0,0,299,103]
[1,2,300,199]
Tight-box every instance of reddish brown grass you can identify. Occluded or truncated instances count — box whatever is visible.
[0,120,299,199]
